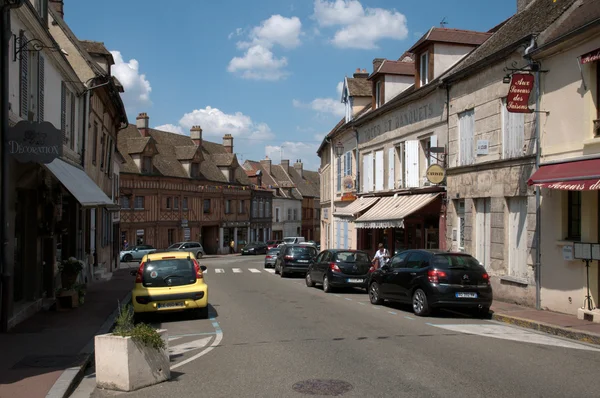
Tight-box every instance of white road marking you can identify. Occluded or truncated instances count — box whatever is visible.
[264,268,275,273]
[248,268,261,273]
[429,323,600,352]
[171,321,223,370]
[232,268,243,273]
[169,337,212,356]
[215,268,225,273]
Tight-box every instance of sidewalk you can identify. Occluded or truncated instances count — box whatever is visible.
[0,269,133,398]
[490,301,600,345]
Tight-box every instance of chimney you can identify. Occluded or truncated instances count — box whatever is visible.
[293,159,303,178]
[223,134,233,153]
[373,58,385,73]
[281,159,289,173]
[190,125,202,146]
[260,156,271,175]
[353,68,369,79]
[136,112,149,137]
[517,0,534,12]
[49,0,64,19]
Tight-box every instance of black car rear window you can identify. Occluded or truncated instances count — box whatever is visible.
[267,248,280,254]
[142,258,197,287]
[286,247,316,256]
[431,254,482,270]
[335,251,369,262]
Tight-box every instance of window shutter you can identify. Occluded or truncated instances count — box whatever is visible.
[70,91,76,149]
[335,221,340,248]
[336,157,342,191]
[375,150,384,191]
[362,154,369,192]
[38,55,44,121]
[467,110,474,164]
[459,110,474,165]
[20,32,28,119]
[429,135,437,165]
[405,140,420,187]
[388,147,395,189]
[397,144,404,188]
[510,111,524,158]
[61,82,66,143]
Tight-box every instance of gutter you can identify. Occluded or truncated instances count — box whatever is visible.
[530,18,600,57]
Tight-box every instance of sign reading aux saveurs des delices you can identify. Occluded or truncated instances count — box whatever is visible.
[6,121,62,164]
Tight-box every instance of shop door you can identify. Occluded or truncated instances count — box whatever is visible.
[404,221,423,249]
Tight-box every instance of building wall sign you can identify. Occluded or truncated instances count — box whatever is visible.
[580,48,600,64]
[342,175,354,192]
[426,164,446,185]
[6,121,63,163]
[358,95,444,144]
[476,140,489,155]
[507,73,534,113]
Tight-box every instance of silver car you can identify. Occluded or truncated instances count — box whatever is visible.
[264,248,280,268]
[120,245,156,262]
[167,242,205,259]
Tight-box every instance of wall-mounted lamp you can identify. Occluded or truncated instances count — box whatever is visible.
[335,141,344,158]
[502,74,511,84]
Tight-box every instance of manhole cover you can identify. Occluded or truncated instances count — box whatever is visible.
[292,379,353,396]
[12,354,86,369]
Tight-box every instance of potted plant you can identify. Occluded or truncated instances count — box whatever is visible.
[95,303,170,391]
[58,257,84,289]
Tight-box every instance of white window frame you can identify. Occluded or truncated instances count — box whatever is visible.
[420,52,429,86]
[375,80,383,108]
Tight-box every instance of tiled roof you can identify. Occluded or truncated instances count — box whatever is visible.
[369,59,415,79]
[288,167,320,198]
[539,0,600,45]
[408,27,493,53]
[242,160,285,197]
[444,0,577,81]
[397,52,414,62]
[127,137,151,154]
[174,146,199,161]
[79,40,112,56]
[346,77,372,97]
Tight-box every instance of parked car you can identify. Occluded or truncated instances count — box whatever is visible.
[120,245,156,262]
[367,250,493,317]
[274,244,318,277]
[264,248,280,268]
[241,242,268,255]
[306,249,373,293]
[282,237,305,244]
[167,242,205,259]
[130,251,209,320]
[267,240,283,250]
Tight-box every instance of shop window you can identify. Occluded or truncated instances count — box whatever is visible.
[567,191,581,240]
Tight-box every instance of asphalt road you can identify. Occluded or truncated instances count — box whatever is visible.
[78,255,600,398]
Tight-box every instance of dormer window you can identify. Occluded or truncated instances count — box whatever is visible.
[375,80,383,108]
[142,156,153,174]
[191,162,200,178]
[420,52,429,86]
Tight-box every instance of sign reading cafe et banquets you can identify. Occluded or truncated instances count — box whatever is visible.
[506,73,535,114]
[6,121,62,164]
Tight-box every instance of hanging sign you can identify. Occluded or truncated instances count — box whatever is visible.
[506,73,535,114]
[426,164,446,185]
[580,48,600,64]
[6,121,63,163]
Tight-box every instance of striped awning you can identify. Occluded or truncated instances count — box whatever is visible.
[355,193,441,229]
[333,196,380,217]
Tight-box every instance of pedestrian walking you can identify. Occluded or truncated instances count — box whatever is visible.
[372,243,390,269]
[229,239,235,254]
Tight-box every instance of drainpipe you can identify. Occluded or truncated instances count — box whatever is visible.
[355,128,360,195]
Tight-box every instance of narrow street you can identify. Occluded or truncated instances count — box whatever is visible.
[74,255,600,398]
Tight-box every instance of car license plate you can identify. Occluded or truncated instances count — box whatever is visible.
[157,302,184,309]
[297,260,309,263]
[455,292,477,298]
[347,278,363,283]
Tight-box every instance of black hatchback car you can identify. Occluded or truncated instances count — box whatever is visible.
[241,242,268,255]
[306,249,372,293]
[367,250,493,316]
[274,244,318,277]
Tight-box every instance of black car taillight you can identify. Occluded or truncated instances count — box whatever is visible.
[427,269,447,283]
[482,272,490,285]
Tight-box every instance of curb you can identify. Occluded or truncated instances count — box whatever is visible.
[491,312,600,346]
[45,292,133,398]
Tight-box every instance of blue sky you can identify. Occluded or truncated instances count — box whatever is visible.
[64,0,515,171]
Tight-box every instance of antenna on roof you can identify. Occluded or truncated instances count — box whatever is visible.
[440,17,448,28]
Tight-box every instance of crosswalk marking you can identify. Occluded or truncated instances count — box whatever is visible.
[264,268,275,274]
[215,268,225,273]
[232,268,242,273]
[248,268,261,273]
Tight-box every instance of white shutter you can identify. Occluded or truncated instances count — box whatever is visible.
[397,144,404,188]
[362,154,369,192]
[467,110,474,164]
[510,112,524,158]
[364,153,373,192]
[388,147,395,189]
[429,135,437,165]
[459,110,474,165]
[405,140,420,187]
[375,150,384,191]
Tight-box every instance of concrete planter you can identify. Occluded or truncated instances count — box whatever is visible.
[95,329,170,391]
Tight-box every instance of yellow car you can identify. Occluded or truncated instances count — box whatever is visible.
[130,251,209,319]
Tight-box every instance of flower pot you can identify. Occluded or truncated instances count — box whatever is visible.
[61,272,78,289]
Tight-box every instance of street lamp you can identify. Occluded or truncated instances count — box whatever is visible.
[335,141,344,158]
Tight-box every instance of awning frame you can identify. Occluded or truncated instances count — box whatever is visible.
[355,193,441,229]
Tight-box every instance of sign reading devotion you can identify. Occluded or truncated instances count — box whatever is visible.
[580,48,600,64]
[6,121,62,164]
[506,73,535,114]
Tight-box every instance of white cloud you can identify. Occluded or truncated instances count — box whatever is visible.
[293,82,345,118]
[265,142,320,170]
[228,15,302,80]
[154,123,184,135]
[109,51,152,112]
[312,0,408,49]
[227,45,289,81]
[228,27,244,39]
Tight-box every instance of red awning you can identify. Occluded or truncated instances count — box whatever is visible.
[528,158,600,190]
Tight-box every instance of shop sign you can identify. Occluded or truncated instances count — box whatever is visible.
[342,175,354,192]
[181,218,188,228]
[506,74,534,113]
[341,193,357,202]
[562,245,573,261]
[426,164,446,185]
[580,48,600,64]
[6,121,62,163]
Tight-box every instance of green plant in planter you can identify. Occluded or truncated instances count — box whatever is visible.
[59,257,84,289]
[113,303,165,350]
